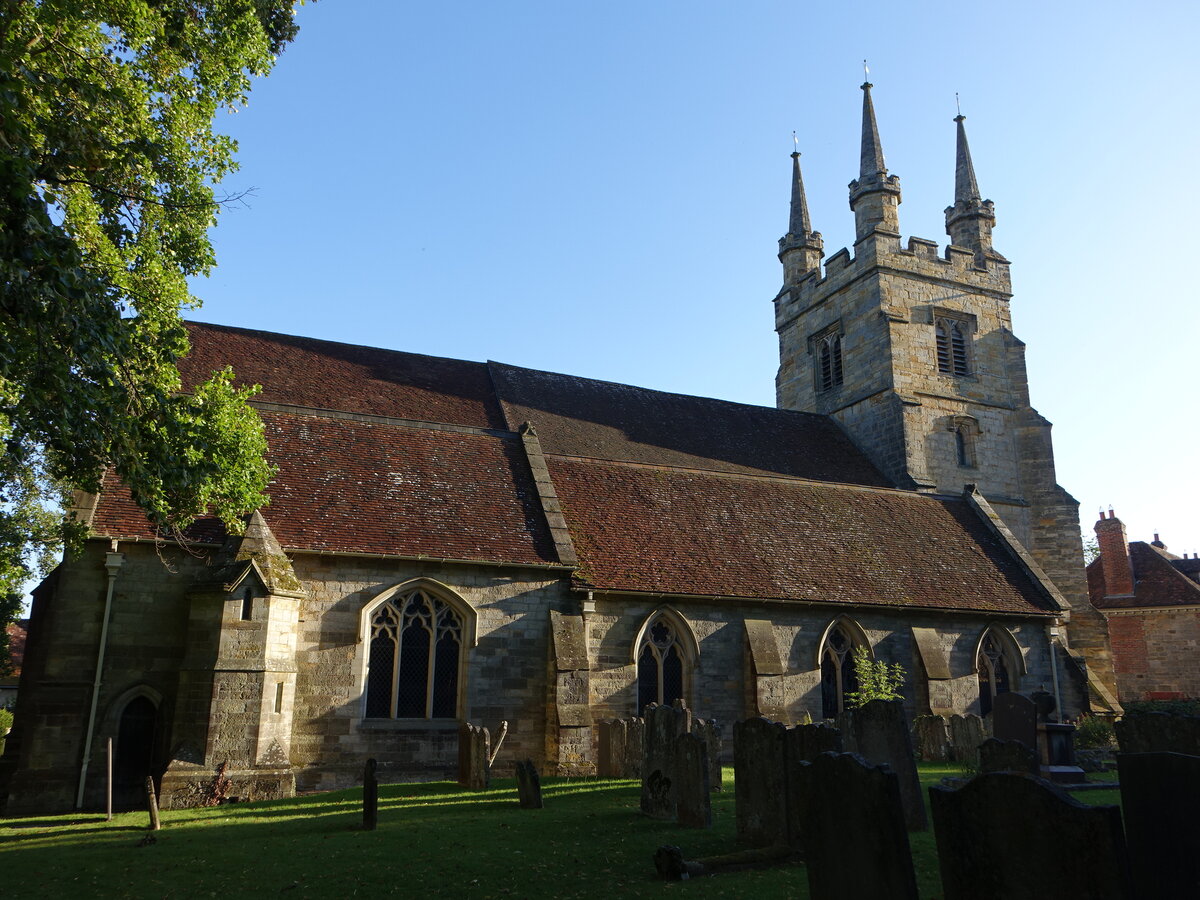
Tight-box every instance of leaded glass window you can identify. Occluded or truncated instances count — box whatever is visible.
[366,590,463,719]
[820,623,861,719]
[637,617,687,714]
[977,630,1014,717]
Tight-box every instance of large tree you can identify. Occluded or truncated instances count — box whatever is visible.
[0,1,301,595]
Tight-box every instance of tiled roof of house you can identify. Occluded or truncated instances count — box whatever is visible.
[549,457,1055,614]
[84,322,1056,612]
[1089,542,1200,609]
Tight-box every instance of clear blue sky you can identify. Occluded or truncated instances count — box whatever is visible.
[190,0,1199,553]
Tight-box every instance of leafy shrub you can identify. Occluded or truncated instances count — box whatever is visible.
[0,707,13,756]
[1123,699,1200,717]
[1074,714,1115,749]
[846,646,906,708]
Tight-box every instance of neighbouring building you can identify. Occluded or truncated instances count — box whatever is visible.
[0,620,26,711]
[1088,510,1200,702]
[0,82,1119,814]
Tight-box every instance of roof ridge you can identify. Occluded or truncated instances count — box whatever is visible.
[545,451,932,498]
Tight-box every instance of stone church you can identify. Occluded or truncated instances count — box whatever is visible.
[0,83,1120,813]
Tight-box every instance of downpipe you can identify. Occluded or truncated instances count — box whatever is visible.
[75,543,124,810]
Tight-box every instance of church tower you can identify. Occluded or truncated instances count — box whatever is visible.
[773,81,1121,711]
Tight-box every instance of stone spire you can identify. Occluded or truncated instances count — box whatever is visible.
[779,150,823,283]
[848,81,901,238]
[944,112,1002,260]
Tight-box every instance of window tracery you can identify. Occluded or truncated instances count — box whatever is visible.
[820,620,865,719]
[977,628,1017,717]
[636,612,692,713]
[365,588,463,719]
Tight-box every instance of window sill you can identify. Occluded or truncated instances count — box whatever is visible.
[357,718,461,732]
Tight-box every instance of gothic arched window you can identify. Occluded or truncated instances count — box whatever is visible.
[819,620,866,719]
[977,628,1018,717]
[636,612,693,714]
[366,589,464,719]
[813,327,844,393]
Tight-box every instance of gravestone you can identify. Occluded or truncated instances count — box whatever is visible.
[457,722,491,790]
[796,752,918,900]
[977,738,1039,776]
[783,722,842,850]
[913,715,949,761]
[514,759,543,809]
[624,717,645,778]
[946,714,986,765]
[930,773,1131,900]
[598,719,639,778]
[1118,751,1200,900]
[674,733,711,828]
[362,757,378,830]
[840,700,926,830]
[992,693,1037,751]
[691,718,723,791]
[1115,711,1200,755]
[641,703,691,819]
[733,716,788,847]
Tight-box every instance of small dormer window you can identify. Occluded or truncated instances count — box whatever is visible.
[934,313,973,377]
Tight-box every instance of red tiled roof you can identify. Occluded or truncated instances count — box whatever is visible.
[181,322,505,429]
[1091,542,1200,609]
[549,456,1055,614]
[91,412,559,566]
[490,362,892,487]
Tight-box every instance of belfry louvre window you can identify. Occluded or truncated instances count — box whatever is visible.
[366,589,463,719]
[935,316,971,376]
[815,330,844,392]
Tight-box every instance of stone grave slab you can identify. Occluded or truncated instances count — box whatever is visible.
[991,692,1037,751]
[733,716,788,847]
[783,722,842,850]
[947,714,986,765]
[796,752,918,900]
[691,718,723,791]
[913,715,949,761]
[1118,751,1200,900]
[674,733,711,828]
[641,703,690,819]
[841,700,926,830]
[514,759,543,809]
[930,772,1131,900]
[977,737,1039,775]
[457,723,491,790]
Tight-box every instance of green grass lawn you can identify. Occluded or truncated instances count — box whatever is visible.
[0,764,1119,899]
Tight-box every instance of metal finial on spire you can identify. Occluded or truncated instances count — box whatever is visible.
[793,130,799,153]
[956,92,961,117]
[863,59,870,81]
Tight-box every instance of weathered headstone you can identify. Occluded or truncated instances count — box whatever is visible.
[362,757,378,830]
[946,714,986,765]
[733,716,788,847]
[624,717,645,777]
[1118,751,1200,900]
[1039,721,1083,782]
[930,773,1131,900]
[796,752,918,900]
[457,722,491,790]
[1115,711,1200,755]
[992,692,1037,751]
[514,759,543,809]
[641,703,690,819]
[977,737,1039,776]
[691,718,723,791]
[913,715,950,761]
[840,700,926,830]
[597,719,625,777]
[674,733,711,828]
[783,722,842,850]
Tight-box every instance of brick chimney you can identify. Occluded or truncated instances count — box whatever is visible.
[1094,509,1135,597]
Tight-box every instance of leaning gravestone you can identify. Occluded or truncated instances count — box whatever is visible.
[514,759,543,809]
[977,737,1039,776]
[841,700,926,830]
[674,733,711,828]
[691,718,723,791]
[796,752,918,900]
[992,693,1037,751]
[946,714,986,765]
[457,723,491,790]
[1118,751,1200,900]
[912,715,950,761]
[733,716,788,847]
[930,772,1131,900]
[641,703,691,819]
[783,722,842,850]
[1115,711,1200,755]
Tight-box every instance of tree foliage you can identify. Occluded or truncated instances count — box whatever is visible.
[845,646,906,708]
[0,1,301,596]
